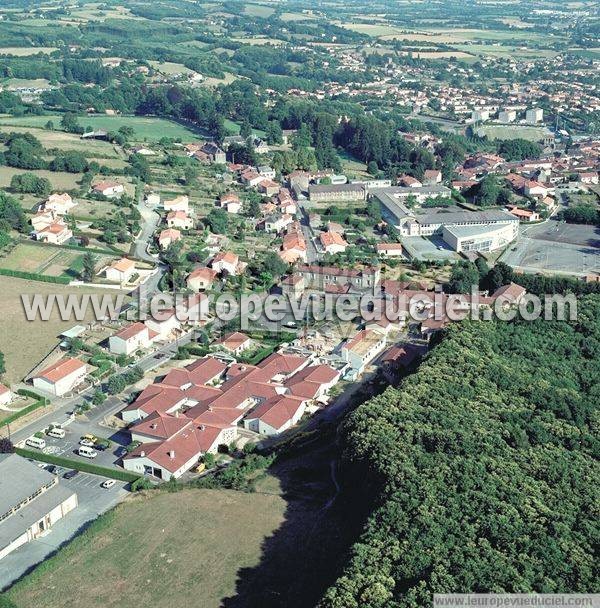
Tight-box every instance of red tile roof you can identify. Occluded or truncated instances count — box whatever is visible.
[36,358,86,384]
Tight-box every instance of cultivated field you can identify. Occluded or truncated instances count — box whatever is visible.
[0,276,120,383]
[7,488,286,608]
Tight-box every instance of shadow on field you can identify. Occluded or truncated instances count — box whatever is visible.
[221,426,374,608]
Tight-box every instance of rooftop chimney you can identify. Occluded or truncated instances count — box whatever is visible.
[169,450,175,459]
[140,451,146,457]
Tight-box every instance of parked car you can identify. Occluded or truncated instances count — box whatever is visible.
[78,446,98,459]
[26,436,46,450]
[63,470,79,480]
[79,438,95,447]
[101,479,116,489]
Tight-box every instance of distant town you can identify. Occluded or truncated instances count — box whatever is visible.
[0,1,598,606]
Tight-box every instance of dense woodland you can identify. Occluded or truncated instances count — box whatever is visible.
[320,297,600,607]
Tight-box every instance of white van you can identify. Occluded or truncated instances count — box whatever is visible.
[26,436,46,449]
[78,446,98,459]
[47,427,66,439]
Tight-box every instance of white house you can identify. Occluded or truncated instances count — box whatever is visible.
[32,358,87,397]
[166,210,194,230]
[187,267,217,291]
[341,330,387,375]
[105,258,136,284]
[163,195,189,213]
[109,323,153,356]
[145,311,182,340]
[211,251,240,275]
[34,222,73,245]
[320,231,348,254]
[215,332,252,355]
[92,181,125,198]
[243,395,307,436]
[376,243,404,258]
[44,193,77,215]
[158,228,181,249]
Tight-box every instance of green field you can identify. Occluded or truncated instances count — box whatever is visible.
[0,47,57,56]
[0,115,199,142]
[6,487,286,608]
[0,166,82,191]
[475,124,552,142]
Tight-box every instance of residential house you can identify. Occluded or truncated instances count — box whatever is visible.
[216,332,252,356]
[211,251,242,276]
[92,181,124,198]
[109,323,154,356]
[32,358,87,397]
[0,384,13,407]
[241,169,263,188]
[219,193,242,214]
[265,213,293,234]
[166,210,194,230]
[163,195,189,213]
[258,179,280,197]
[320,231,348,254]
[34,222,73,245]
[200,142,226,164]
[243,395,307,436]
[376,243,405,258]
[44,193,76,215]
[423,169,442,185]
[506,206,540,222]
[341,329,387,374]
[258,166,276,180]
[158,228,181,249]
[279,231,307,264]
[105,258,136,284]
[281,273,305,299]
[145,310,182,341]
[187,267,217,291]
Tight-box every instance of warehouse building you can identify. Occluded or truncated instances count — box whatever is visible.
[0,454,78,560]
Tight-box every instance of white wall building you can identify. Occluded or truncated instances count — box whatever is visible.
[32,358,87,397]
[0,454,78,561]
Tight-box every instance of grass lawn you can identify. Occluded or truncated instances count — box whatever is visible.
[0,115,198,143]
[0,275,121,383]
[223,118,266,137]
[7,488,286,608]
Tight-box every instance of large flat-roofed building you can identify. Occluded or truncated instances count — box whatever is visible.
[0,454,78,560]
[442,222,518,253]
[370,187,519,242]
[308,184,366,202]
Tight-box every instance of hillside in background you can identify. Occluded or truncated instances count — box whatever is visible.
[320,296,600,608]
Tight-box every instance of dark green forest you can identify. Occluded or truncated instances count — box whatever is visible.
[320,296,600,607]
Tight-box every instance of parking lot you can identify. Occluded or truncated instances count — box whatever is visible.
[0,467,128,590]
[36,424,129,470]
[501,220,600,277]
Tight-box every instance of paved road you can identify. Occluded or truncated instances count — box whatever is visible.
[298,205,321,264]
[7,331,196,446]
